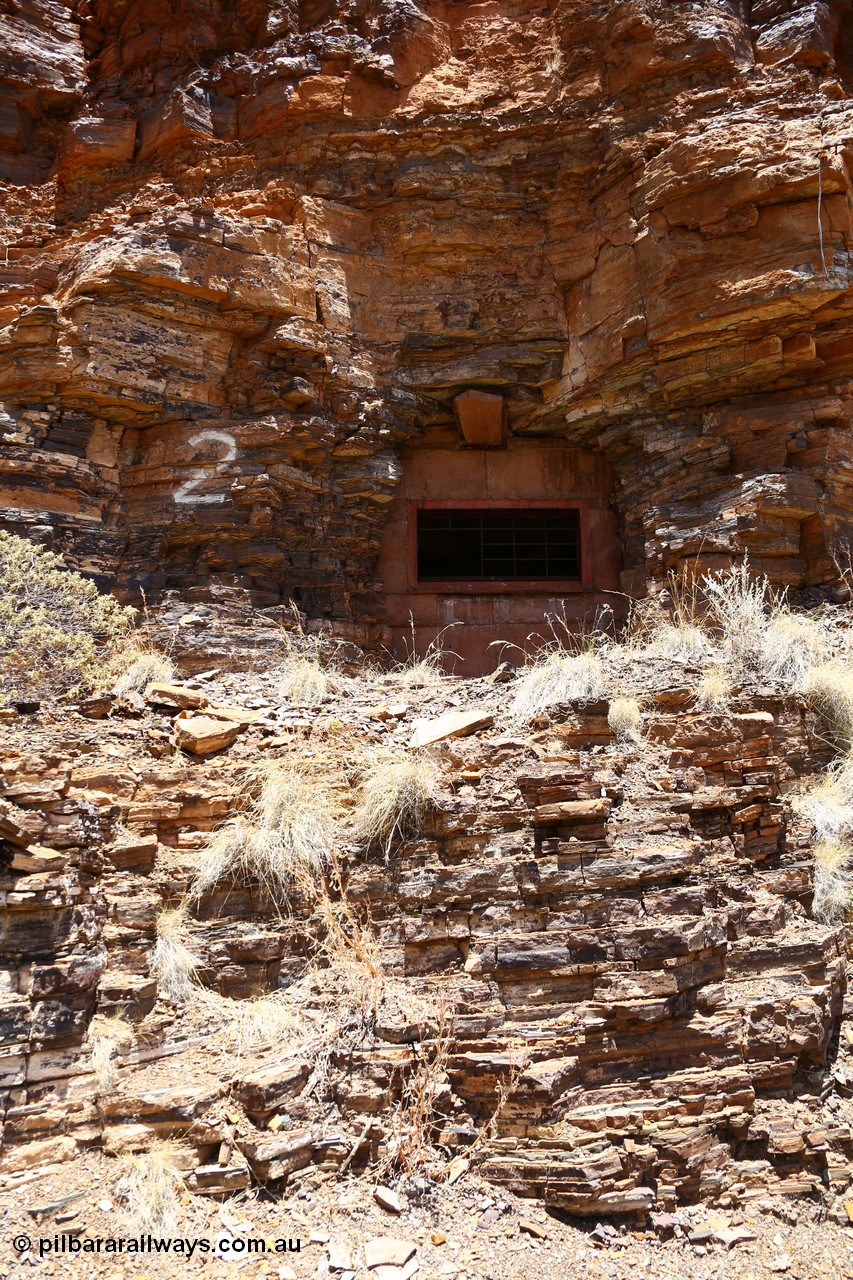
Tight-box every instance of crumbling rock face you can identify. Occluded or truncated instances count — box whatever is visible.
[4,2,853,656]
[0,671,850,1214]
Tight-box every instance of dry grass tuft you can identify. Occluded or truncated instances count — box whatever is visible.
[761,611,829,687]
[151,905,200,1003]
[192,761,337,904]
[802,661,853,749]
[387,621,460,687]
[812,840,853,923]
[275,610,334,707]
[117,1142,185,1233]
[644,621,714,664]
[351,751,442,857]
[199,989,304,1059]
[607,696,643,743]
[112,647,176,697]
[509,649,602,723]
[88,1014,135,1097]
[277,651,329,707]
[799,758,853,844]
[695,667,732,711]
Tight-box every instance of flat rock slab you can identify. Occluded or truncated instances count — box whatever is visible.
[409,709,493,749]
[144,682,207,710]
[207,703,262,725]
[364,1237,417,1269]
[173,714,241,755]
[372,1262,418,1280]
[533,797,611,824]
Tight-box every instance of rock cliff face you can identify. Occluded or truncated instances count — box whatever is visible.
[4,1,853,662]
[0,661,851,1218]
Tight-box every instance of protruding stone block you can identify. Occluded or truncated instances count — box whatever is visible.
[453,390,505,446]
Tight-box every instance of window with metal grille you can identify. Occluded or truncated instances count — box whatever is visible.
[416,508,582,581]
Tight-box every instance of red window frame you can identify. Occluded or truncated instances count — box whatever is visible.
[407,499,589,594]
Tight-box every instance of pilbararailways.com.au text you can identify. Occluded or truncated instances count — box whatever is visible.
[13,1233,302,1258]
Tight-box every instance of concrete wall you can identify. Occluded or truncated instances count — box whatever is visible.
[378,441,621,675]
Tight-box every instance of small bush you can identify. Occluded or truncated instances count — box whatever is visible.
[703,562,771,671]
[812,840,853,923]
[509,649,602,723]
[608,695,643,743]
[352,751,442,857]
[192,762,336,904]
[0,531,134,701]
[151,906,200,1003]
[761,612,829,687]
[703,562,828,688]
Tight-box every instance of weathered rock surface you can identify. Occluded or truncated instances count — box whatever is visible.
[3,2,853,660]
[0,658,849,1219]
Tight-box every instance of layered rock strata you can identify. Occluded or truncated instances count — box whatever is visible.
[4,3,853,661]
[0,663,849,1216]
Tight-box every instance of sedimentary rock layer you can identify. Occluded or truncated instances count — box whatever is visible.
[4,2,853,652]
[0,659,849,1213]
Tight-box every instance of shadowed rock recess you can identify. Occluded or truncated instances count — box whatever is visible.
[2,0,853,1234]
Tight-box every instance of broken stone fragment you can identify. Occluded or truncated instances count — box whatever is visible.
[372,1262,419,1280]
[205,703,262,725]
[172,713,241,755]
[144,682,208,711]
[518,1216,548,1239]
[409,709,493,749]
[532,797,611,825]
[327,1241,354,1271]
[363,1237,416,1269]
[374,1185,404,1214]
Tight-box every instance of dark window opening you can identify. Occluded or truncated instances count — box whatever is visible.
[417,507,581,581]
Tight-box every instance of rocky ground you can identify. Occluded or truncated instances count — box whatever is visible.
[1,603,853,1278]
[1,1152,851,1280]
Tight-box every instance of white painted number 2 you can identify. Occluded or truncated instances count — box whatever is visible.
[174,430,237,505]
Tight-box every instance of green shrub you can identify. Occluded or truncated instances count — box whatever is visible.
[0,531,134,701]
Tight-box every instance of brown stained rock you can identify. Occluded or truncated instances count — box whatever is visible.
[8,845,64,873]
[236,1130,314,1181]
[144,683,208,711]
[233,1059,310,1118]
[409,710,494,749]
[205,704,262,725]
[518,1218,548,1240]
[532,797,612,825]
[172,714,241,755]
[374,1186,405,1214]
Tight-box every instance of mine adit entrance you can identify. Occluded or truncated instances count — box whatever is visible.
[377,407,622,676]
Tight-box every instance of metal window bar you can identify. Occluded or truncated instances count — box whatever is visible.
[417,508,581,581]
